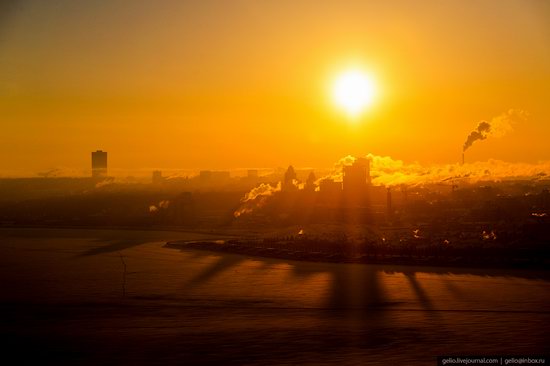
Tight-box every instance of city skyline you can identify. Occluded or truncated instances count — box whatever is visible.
[1,2,549,364]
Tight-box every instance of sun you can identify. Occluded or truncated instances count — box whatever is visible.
[332,69,377,118]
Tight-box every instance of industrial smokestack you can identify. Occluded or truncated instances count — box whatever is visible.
[387,187,393,221]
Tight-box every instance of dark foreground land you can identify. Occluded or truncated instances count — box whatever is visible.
[0,228,549,365]
[166,237,549,269]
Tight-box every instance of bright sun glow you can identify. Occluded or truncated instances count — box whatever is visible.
[332,69,377,118]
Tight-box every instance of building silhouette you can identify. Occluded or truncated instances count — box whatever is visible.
[171,192,195,225]
[152,170,164,184]
[282,165,298,192]
[305,171,316,192]
[387,187,393,220]
[91,150,107,178]
[318,179,342,205]
[541,188,549,209]
[342,157,370,206]
[199,170,230,182]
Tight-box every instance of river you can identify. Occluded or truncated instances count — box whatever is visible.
[0,228,548,365]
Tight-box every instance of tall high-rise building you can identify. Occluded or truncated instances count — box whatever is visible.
[342,157,370,205]
[152,170,163,184]
[91,150,107,178]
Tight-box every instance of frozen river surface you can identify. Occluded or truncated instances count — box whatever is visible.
[0,228,548,365]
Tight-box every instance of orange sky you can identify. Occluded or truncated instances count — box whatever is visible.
[1,0,549,176]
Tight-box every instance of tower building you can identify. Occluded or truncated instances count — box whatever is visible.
[91,150,107,178]
[342,157,371,206]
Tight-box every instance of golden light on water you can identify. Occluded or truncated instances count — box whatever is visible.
[332,69,377,119]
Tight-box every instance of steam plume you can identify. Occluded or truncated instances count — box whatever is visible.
[233,149,549,217]
[234,182,281,217]
[463,109,528,152]
[321,153,550,187]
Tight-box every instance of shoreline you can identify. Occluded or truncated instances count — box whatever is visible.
[0,224,241,238]
[165,240,550,272]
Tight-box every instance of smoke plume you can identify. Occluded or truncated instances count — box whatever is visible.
[463,109,528,152]
[233,150,549,217]
[234,182,281,217]
[149,200,170,213]
[242,182,281,202]
[463,121,491,152]
[320,153,550,187]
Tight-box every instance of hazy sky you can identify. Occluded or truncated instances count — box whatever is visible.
[1,0,549,175]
